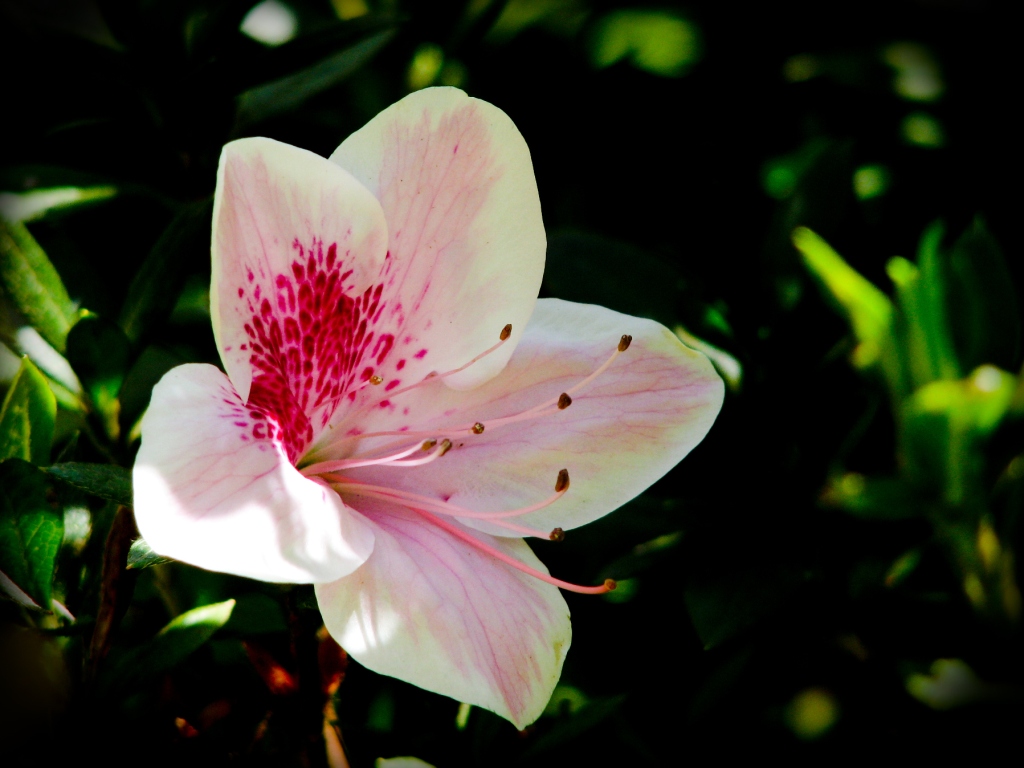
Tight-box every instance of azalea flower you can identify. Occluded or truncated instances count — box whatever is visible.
[133,87,723,727]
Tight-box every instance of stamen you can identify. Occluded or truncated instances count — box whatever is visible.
[300,440,429,474]
[549,527,565,542]
[369,374,384,385]
[411,507,615,594]
[383,439,451,466]
[557,393,572,410]
[555,468,570,493]
[471,422,485,434]
[380,323,513,400]
[618,334,632,352]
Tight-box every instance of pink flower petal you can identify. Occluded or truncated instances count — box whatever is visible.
[212,137,391,459]
[315,496,569,729]
[133,364,374,583]
[338,299,724,538]
[326,87,544,400]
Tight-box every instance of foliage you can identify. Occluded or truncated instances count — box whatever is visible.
[1,0,1021,765]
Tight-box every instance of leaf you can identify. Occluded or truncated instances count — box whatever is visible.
[0,459,63,609]
[126,537,173,570]
[118,199,212,345]
[544,228,684,326]
[0,185,117,223]
[520,695,626,759]
[235,27,396,127]
[0,219,78,352]
[102,599,236,693]
[819,473,923,520]
[65,313,131,440]
[44,462,132,506]
[0,356,56,465]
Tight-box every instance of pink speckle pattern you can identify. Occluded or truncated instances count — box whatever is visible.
[236,238,392,461]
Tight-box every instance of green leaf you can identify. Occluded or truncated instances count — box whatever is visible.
[235,27,396,128]
[945,219,1020,371]
[65,314,131,440]
[0,356,56,465]
[521,695,626,759]
[819,473,923,520]
[0,185,117,223]
[118,199,212,345]
[44,462,132,506]
[103,599,236,693]
[0,219,78,352]
[0,459,63,608]
[126,537,173,570]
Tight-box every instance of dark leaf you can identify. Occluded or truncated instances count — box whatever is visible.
[44,462,132,506]
[65,313,131,440]
[0,356,56,465]
[0,459,63,608]
[520,695,626,759]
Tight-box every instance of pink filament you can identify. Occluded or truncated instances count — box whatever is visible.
[409,507,614,595]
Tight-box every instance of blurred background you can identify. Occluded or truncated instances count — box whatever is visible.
[1,0,1022,764]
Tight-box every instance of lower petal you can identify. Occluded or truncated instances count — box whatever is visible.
[133,364,374,583]
[315,496,569,729]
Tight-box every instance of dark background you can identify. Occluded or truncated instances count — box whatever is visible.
[2,0,1022,764]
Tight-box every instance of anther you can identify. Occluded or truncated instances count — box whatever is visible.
[549,527,565,542]
[557,393,572,410]
[369,375,384,385]
[604,579,617,591]
[439,439,452,456]
[500,323,512,341]
[421,438,437,451]
[471,422,485,434]
[555,469,570,493]
[618,334,632,352]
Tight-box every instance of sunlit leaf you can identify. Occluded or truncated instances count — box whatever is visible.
[126,537,172,570]
[102,599,236,693]
[44,462,132,506]
[0,219,78,352]
[0,356,56,465]
[0,459,63,609]
[0,185,117,224]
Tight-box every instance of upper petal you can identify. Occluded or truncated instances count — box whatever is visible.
[327,87,545,396]
[133,364,375,583]
[315,496,569,729]
[212,137,390,458]
[341,299,724,537]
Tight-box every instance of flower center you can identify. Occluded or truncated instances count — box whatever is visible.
[301,324,634,595]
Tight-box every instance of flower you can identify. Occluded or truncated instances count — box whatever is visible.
[133,87,723,727]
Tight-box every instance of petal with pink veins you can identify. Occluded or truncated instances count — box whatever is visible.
[133,364,375,583]
[212,137,391,458]
[338,299,724,538]
[326,87,545,403]
[315,496,569,729]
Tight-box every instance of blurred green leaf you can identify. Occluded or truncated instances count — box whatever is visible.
[44,462,132,506]
[0,356,56,465]
[544,228,684,326]
[223,592,287,634]
[599,531,683,580]
[820,473,923,520]
[119,199,212,346]
[235,26,396,127]
[590,10,700,77]
[126,537,172,570]
[520,695,625,759]
[0,219,79,352]
[0,185,117,224]
[0,459,63,609]
[103,599,236,693]
[945,219,1020,371]
[66,313,131,440]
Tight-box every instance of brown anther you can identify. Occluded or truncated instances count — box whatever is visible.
[604,579,617,591]
[557,392,572,410]
[555,468,570,493]
[549,527,565,542]
[471,422,485,434]
[421,438,437,451]
[618,334,633,352]
[369,375,384,385]
[500,323,512,341]
[439,439,453,456]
